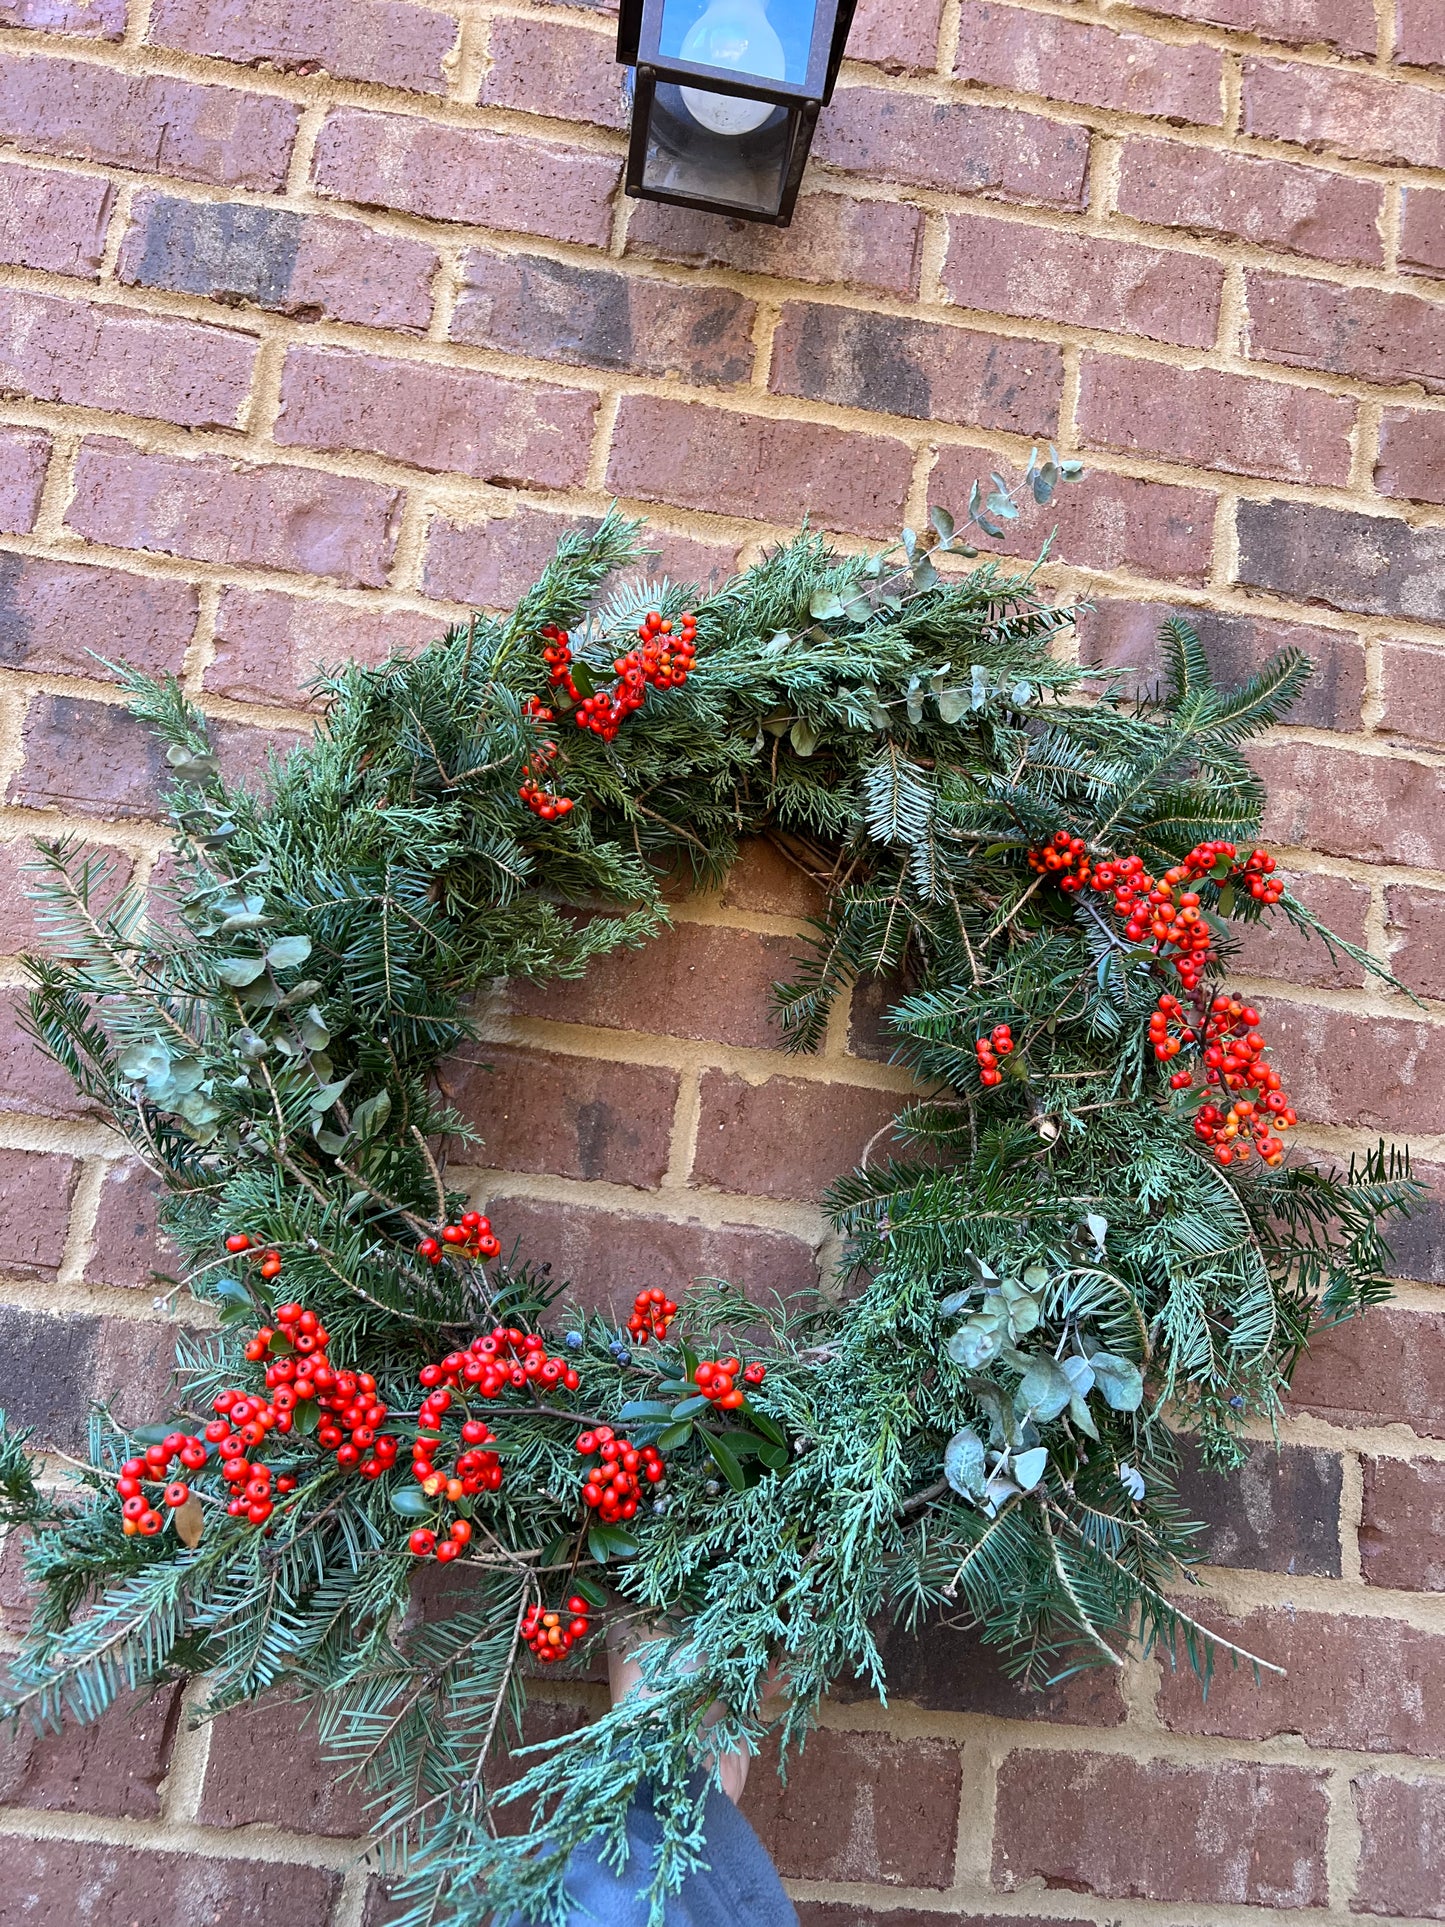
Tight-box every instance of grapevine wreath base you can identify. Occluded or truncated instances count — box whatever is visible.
[1,481,1420,1927]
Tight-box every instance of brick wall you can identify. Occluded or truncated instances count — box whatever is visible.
[0,0,1443,1918]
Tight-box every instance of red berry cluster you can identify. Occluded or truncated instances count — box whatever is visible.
[541,612,697,744]
[522,1595,591,1663]
[254,1301,401,1482]
[576,1426,664,1522]
[408,1518,473,1563]
[417,1211,499,1267]
[517,697,576,822]
[115,1431,208,1536]
[1152,993,1298,1167]
[203,1390,299,1524]
[974,1024,1014,1086]
[1027,831,1093,890]
[693,1357,764,1409]
[423,1327,582,1401]
[225,1231,281,1280]
[627,1287,677,1343]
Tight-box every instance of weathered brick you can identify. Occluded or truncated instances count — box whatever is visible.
[0,1837,340,1924]
[1138,0,1374,45]
[0,553,197,681]
[1244,57,1445,169]
[0,988,92,1119]
[721,838,828,920]
[1353,1774,1445,1919]
[480,15,628,130]
[1231,866,1369,988]
[0,1682,180,1817]
[799,1912,1087,1927]
[119,192,439,333]
[1376,407,1445,507]
[770,304,1063,436]
[1247,270,1445,394]
[1251,995,1445,1134]
[1376,1156,1445,1286]
[1076,599,1365,733]
[1386,880,1445,996]
[312,106,621,249]
[0,0,126,35]
[1116,137,1384,267]
[211,715,307,796]
[0,427,49,534]
[0,53,299,188]
[0,157,114,276]
[1289,1305,1445,1436]
[942,212,1224,348]
[0,837,135,957]
[206,586,439,708]
[478,1197,818,1317]
[955,6,1224,125]
[1401,185,1445,278]
[451,248,756,386]
[447,1046,678,1189]
[0,1307,176,1450]
[993,1751,1329,1907]
[607,395,914,537]
[0,1149,79,1280]
[814,87,1089,208]
[1360,1456,1445,1591]
[849,0,945,71]
[0,289,256,429]
[198,1696,369,1834]
[693,1070,900,1200]
[741,1727,961,1886]
[65,437,403,587]
[1237,500,1445,625]
[7,690,167,821]
[625,191,925,298]
[148,0,458,92]
[423,505,736,610]
[931,451,1217,582]
[1172,1436,1343,1575]
[505,923,800,1050]
[1078,354,1353,484]
[274,344,597,486]
[1159,1605,1445,1754]
[1397,0,1445,70]
[86,1156,169,1293]
[835,1617,1126,1725]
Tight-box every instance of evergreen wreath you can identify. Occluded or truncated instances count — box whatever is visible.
[0,473,1420,1927]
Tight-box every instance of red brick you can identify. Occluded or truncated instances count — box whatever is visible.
[835,1617,1127,1724]
[1289,1306,1445,1436]
[1401,185,1445,279]
[507,922,800,1050]
[0,837,135,956]
[1353,1774,1445,1918]
[0,427,49,534]
[422,505,736,610]
[0,289,256,430]
[0,1683,179,1817]
[6,690,167,821]
[0,1837,340,1924]
[1251,995,1445,1134]
[1077,599,1364,732]
[0,554,197,682]
[312,106,621,250]
[451,248,756,386]
[480,16,628,130]
[693,1070,900,1200]
[1397,0,1445,69]
[0,0,125,34]
[0,986,97,1120]
[955,5,1224,125]
[446,1046,678,1189]
[0,157,114,276]
[849,0,945,71]
[741,1728,961,1886]
[931,449,1217,581]
[0,1529,37,1635]
[275,345,596,486]
[478,1197,818,1318]
[206,586,440,708]
[198,1696,369,1834]
[1159,1605,1445,1755]
[607,395,914,538]
[993,1751,1329,1907]
[1377,408,1445,506]
[1255,739,1445,865]
[1244,57,1445,169]
[0,1307,177,1451]
[1132,0,1375,49]
[800,1913,1088,1927]
[1173,1436,1344,1575]
[1386,879,1445,993]
[148,0,458,92]
[1117,137,1384,267]
[1377,1156,1445,1286]
[942,211,1224,348]
[770,303,1063,436]
[86,1156,169,1293]
[0,1148,79,1279]
[65,437,403,587]
[0,53,299,188]
[1247,270,1445,394]
[1230,867,1369,988]
[720,838,828,920]
[118,192,439,333]
[1078,354,1352,484]
[625,190,925,298]
[1360,1457,1445,1590]
[1237,499,1445,625]
[813,86,1089,208]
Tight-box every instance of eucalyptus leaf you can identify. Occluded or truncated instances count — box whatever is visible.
[946,1323,1003,1369]
[1012,1446,1049,1490]
[1015,1354,1073,1422]
[790,719,820,758]
[216,955,267,987]
[296,1007,330,1052]
[352,1090,392,1140]
[808,589,847,621]
[266,935,313,971]
[935,688,969,724]
[943,1427,986,1497]
[1091,1354,1144,1411]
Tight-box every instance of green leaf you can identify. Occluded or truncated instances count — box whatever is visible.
[617,1400,673,1421]
[1217,881,1236,916]
[946,1323,1003,1369]
[390,1485,430,1517]
[670,1394,710,1420]
[291,1398,320,1435]
[308,1076,352,1118]
[808,589,847,621]
[756,1440,790,1470]
[1091,1354,1145,1412]
[541,1533,573,1568]
[790,719,820,758]
[1013,1446,1049,1490]
[569,659,597,700]
[116,1040,171,1082]
[216,956,267,987]
[351,1090,391,1139]
[266,935,312,971]
[743,1407,786,1447]
[571,1574,608,1608]
[929,505,955,546]
[296,1006,330,1051]
[1015,1354,1073,1422]
[655,1420,694,1452]
[705,1431,747,1492]
[944,1427,986,1497]
[588,1525,638,1562]
[935,688,969,725]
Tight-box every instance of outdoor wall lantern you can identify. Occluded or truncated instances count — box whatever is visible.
[617,0,856,226]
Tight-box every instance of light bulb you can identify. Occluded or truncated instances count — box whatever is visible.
[679,0,784,137]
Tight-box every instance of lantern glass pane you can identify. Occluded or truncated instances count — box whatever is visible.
[657,0,817,88]
[641,81,792,215]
